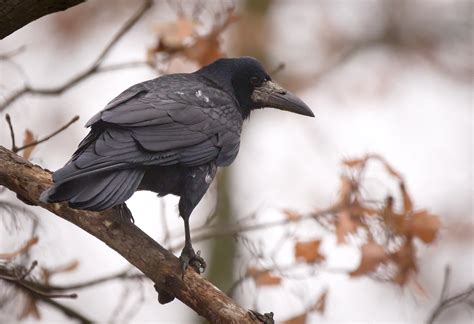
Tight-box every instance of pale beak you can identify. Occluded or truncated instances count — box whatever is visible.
[251,81,314,117]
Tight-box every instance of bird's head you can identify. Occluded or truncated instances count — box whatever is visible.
[197,57,314,119]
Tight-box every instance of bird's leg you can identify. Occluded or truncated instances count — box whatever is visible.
[179,210,206,276]
[178,163,216,277]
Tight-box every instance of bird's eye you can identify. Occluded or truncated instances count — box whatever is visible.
[250,76,261,86]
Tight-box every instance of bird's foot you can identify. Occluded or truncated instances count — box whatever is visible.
[114,204,134,223]
[179,245,206,277]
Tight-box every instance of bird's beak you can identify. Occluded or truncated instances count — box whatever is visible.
[251,81,314,117]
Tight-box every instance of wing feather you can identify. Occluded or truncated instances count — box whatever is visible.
[55,75,242,186]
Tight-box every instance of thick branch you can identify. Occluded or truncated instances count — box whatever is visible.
[0,0,84,39]
[0,146,261,324]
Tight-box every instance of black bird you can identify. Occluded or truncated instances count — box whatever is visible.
[40,57,314,273]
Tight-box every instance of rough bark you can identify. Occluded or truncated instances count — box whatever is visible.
[0,146,261,324]
[0,0,84,39]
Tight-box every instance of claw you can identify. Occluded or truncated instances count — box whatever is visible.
[114,204,134,223]
[179,246,206,278]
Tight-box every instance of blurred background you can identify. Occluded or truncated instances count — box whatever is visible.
[0,0,472,323]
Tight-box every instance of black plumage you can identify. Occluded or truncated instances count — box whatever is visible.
[40,57,314,273]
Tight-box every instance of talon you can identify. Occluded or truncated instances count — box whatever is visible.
[114,204,134,223]
[179,246,206,278]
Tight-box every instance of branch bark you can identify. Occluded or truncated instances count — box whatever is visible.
[0,145,262,324]
[0,0,85,39]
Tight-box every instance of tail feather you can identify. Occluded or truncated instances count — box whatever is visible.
[40,168,144,211]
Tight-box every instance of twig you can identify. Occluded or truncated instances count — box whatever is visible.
[18,260,38,280]
[4,279,92,323]
[5,114,16,151]
[5,114,80,154]
[16,116,79,153]
[427,265,474,324]
[44,268,145,292]
[0,263,77,299]
[170,208,333,252]
[0,0,153,112]
[38,296,92,323]
[0,45,26,60]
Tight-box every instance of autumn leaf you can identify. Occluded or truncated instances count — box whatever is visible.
[336,210,357,244]
[282,290,327,323]
[400,182,413,214]
[156,17,196,48]
[350,242,389,277]
[382,196,408,235]
[342,157,367,169]
[379,158,402,180]
[389,240,417,285]
[22,129,37,160]
[0,237,39,261]
[348,199,378,217]
[334,175,354,209]
[19,296,40,320]
[283,209,301,222]
[42,259,80,284]
[408,210,441,243]
[247,267,282,286]
[295,240,325,263]
[183,35,224,66]
[311,289,328,314]
[283,313,307,324]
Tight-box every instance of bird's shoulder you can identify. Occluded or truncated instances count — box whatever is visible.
[87,73,243,133]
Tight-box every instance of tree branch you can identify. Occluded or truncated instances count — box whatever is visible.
[0,0,85,39]
[0,145,264,324]
[0,0,153,112]
[427,266,474,324]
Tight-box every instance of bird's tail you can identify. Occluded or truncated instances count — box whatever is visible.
[40,168,144,211]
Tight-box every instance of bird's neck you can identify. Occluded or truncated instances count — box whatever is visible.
[195,69,252,120]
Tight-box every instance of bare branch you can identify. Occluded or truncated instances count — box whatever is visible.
[17,116,79,153]
[427,265,474,324]
[5,114,16,151]
[0,0,153,112]
[0,262,76,299]
[5,114,80,154]
[0,146,265,323]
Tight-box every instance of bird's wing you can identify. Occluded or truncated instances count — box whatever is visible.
[55,76,242,183]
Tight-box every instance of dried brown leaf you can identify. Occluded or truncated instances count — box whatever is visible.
[283,209,301,222]
[247,267,282,286]
[336,175,353,208]
[383,196,408,234]
[22,129,36,160]
[400,182,413,214]
[408,211,441,243]
[0,237,39,261]
[19,296,40,320]
[336,210,357,244]
[376,155,403,180]
[157,17,196,48]
[390,240,417,285]
[342,157,367,169]
[295,240,325,263]
[349,199,378,216]
[311,289,328,314]
[42,259,80,284]
[283,313,306,324]
[350,242,389,277]
[183,35,224,66]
